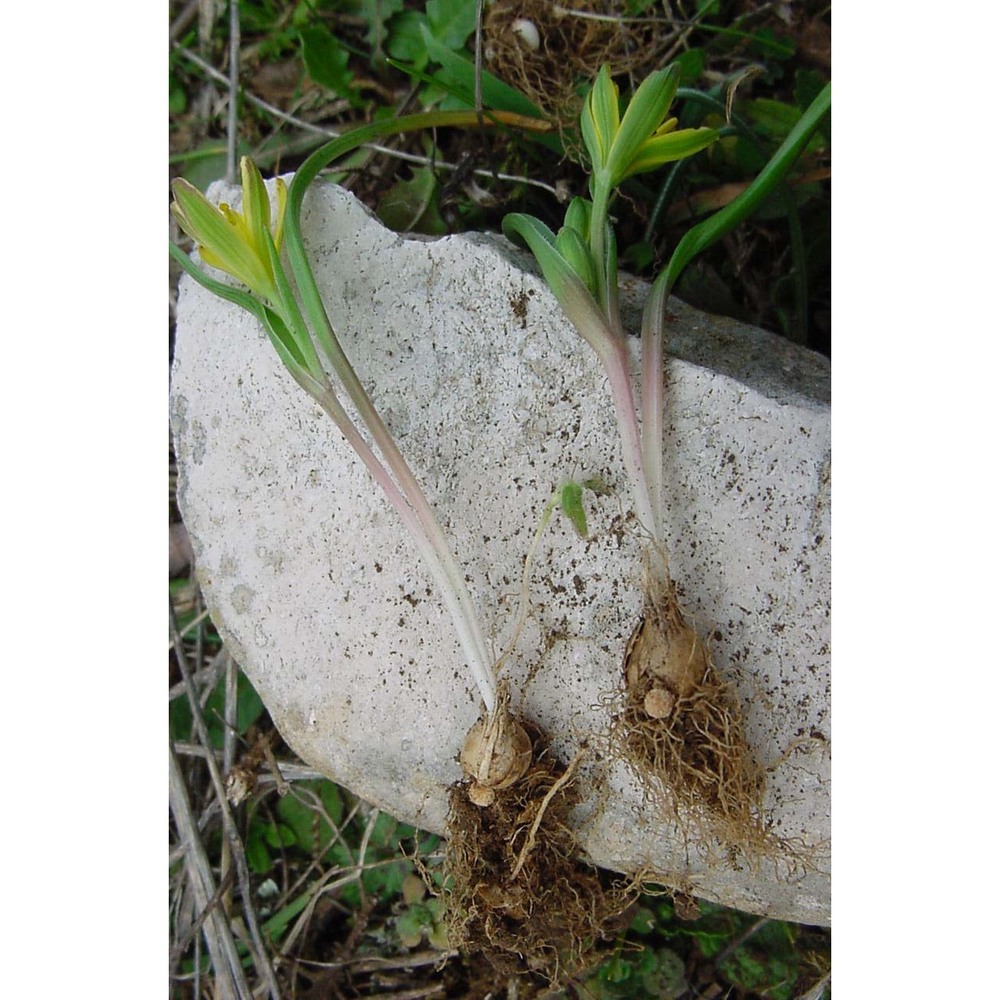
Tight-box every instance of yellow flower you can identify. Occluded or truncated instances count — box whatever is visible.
[581,64,718,192]
[171,157,287,302]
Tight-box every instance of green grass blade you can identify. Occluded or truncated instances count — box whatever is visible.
[170,242,264,320]
[659,82,830,293]
[417,23,545,120]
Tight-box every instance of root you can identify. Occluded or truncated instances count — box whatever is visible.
[444,727,632,984]
[614,573,778,866]
[511,747,586,879]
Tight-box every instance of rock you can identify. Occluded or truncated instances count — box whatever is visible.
[171,179,830,925]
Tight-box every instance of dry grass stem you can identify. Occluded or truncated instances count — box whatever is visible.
[172,42,561,196]
[169,745,250,998]
[170,601,282,999]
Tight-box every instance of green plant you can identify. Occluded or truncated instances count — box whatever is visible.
[170,6,830,993]
[503,63,830,859]
[503,63,719,548]
[395,872,450,949]
[171,107,549,723]
[504,63,830,554]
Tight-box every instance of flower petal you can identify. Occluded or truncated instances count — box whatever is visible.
[581,64,620,172]
[273,177,287,251]
[240,156,273,262]
[605,64,680,187]
[170,178,274,297]
[625,126,719,178]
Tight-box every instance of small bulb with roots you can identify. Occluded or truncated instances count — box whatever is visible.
[643,687,676,719]
[460,686,532,807]
[467,782,496,807]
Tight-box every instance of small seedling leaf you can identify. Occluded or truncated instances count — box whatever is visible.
[559,481,589,538]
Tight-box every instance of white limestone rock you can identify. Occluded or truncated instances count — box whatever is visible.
[171,179,831,925]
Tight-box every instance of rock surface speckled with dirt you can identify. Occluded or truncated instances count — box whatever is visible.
[171,179,831,925]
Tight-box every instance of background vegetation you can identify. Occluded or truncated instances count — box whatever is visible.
[169,2,831,996]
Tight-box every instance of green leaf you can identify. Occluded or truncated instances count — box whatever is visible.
[581,64,620,173]
[622,240,654,271]
[600,954,633,985]
[197,670,264,749]
[245,825,273,874]
[396,904,429,944]
[563,197,592,238]
[674,47,705,85]
[629,905,657,935]
[377,167,447,235]
[298,25,356,100]
[426,0,477,50]
[371,811,411,847]
[169,81,187,116]
[419,24,544,119]
[641,948,687,998]
[261,887,313,943]
[626,124,718,178]
[750,25,795,60]
[502,213,613,364]
[795,69,830,143]
[559,481,589,538]
[794,69,825,113]
[259,306,309,373]
[745,98,804,140]
[609,64,681,181]
[555,226,598,298]
[277,784,337,857]
[656,82,830,296]
[362,858,410,901]
[357,0,404,55]
[386,9,429,68]
[320,780,344,826]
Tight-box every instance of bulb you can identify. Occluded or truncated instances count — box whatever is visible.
[460,696,532,806]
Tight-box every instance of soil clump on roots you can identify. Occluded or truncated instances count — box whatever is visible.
[615,571,775,865]
[445,705,632,985]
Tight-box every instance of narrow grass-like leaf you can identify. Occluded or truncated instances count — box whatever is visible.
[626,125,719,177]
[658,82,830,293]
[418,24,545,120]
[608,65,679,182]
